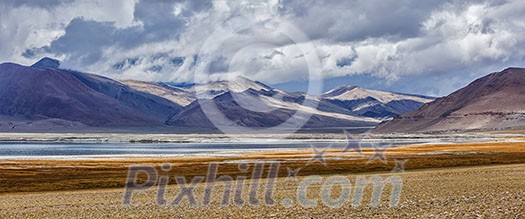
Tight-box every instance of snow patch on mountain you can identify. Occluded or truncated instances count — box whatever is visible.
[322,85,433,103]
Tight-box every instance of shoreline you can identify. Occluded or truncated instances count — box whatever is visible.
[0,136,522,161]
[0,131,521,143]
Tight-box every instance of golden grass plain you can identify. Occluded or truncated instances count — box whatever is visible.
[1,141,524,193]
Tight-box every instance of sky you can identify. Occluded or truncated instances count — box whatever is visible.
[1,0,524,97]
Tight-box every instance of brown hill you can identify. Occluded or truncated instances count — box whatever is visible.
[374,67,525,133]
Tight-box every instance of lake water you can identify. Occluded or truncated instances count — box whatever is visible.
[0,141,414,157]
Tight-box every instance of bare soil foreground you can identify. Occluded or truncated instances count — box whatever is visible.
[0,164,523,218]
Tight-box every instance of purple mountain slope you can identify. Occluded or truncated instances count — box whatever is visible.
[0,58,181,127]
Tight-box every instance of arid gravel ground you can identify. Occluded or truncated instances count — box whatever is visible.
[0,164,524,218]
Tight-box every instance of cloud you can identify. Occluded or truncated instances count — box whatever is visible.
[278,0,444,42]
[347,1,525,79]
[1,0,525,95]
[0,0,74,9]
[0,0,136,64]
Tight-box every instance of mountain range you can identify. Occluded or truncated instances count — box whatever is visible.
[375,67,525,133]
[0,58,434,132]
[0,58,181,130]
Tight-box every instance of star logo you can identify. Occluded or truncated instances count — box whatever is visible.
[339,130,364,157]
[286,167,301,180]
[306,144,330,167]
[367,145,388,164]
[392,159,408,172]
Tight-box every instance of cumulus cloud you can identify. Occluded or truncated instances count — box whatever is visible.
[347,1,525,78]
[0,0,136,64]
[1,0,525,95]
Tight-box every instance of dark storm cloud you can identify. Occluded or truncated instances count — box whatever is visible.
[0,0,74,9]
[132,0,187,41]
[134,0,212,21]
[279,0,445,42]
[32,0,213,67]
[208,56,230,73]
[48,18,116,65]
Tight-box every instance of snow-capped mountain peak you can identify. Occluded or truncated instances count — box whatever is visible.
[187,76,273,99]
[322,85,433,104]
[320,85,434,119]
